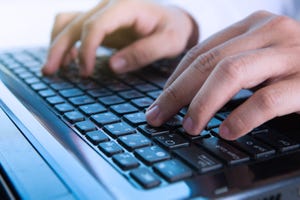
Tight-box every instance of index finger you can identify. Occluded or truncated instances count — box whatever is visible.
[78,0,161,76]
[43,0,109,75]
[164,10,274,89]
[146,23,274,127]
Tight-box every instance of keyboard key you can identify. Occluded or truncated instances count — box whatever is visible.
[79,103,106,115]
[112,153,140,170]
[231,135,275,159]
[138,124,169,137]
[110,103,138,115]
[206,117,222,130]
[124,112,147,126]
[104,122,136,138]
[98,141,123,156]
[130,168,161,189]
[165,115,183,128]
[75,120,97,134]
[19,72,33,79]
[135,83,158,92]
[118,75,145,86]
[154,133,189,150]
[119,90,144,100]
[147,90,161,99]
[118,133,152,151]
[77,80,99,90]
[148,77,166,88]
[31,82,47,91]
[153,159,192,182]
[135,146,170,165]
[177,128,210,141]
[87,88,112,98]
[98,95,125,106]
[64,111,85,123]
[24,77,39,84]
[54,103,74,113]
[50,82,73,90]
[38,89,56,98]
[34,71,42,77]
[91,112,120,126]
[216,112,230,121]
[252,130,300,152]
[69,95,95,106]
[86,130,109,145]
[13,68,27,74]
[107,82,130,92]
[46,96,65,105]
[196,137,249,165]
[131,97,153,109]
[179,107,188,116]
[174,145,222,173]
[42,76,63,84]
[59,88,83,98]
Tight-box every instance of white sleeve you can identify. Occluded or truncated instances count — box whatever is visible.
[160,0,294,41]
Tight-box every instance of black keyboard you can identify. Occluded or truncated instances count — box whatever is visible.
[0,48,299,189]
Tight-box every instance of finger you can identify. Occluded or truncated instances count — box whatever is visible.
[78,1,159,76]
[164,11,275,89]
[51,12,81,42]
[109,30,184,74]
[43,0,109,75]
[220,75,300,140]
[62,46,78,67]
[183,48,298,136]
[146,24,276,127]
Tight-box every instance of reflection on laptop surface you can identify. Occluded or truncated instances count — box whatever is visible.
[0,47,300,199]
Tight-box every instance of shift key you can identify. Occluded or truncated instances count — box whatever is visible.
[196,137,249,165]
[174,145,222,173]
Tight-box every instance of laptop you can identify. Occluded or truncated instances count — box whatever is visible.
[0,47,300,200]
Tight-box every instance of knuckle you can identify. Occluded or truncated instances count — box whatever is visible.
[217,56,244,82]
[254,89,279,115]
[250,10,272,20]
[263,15,294,33]
[193,49,219,73]
[164,86,179,101]
[226,113,249,136]
[183,45,201,61]
[163,86,185,107]
[271,15,292,27]
[83,19,96,32]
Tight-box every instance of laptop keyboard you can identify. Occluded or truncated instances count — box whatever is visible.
[0,48,299,189]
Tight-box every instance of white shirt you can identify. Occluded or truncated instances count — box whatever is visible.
[162,0,295,41]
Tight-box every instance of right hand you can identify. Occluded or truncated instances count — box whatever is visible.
[42,0,199,76]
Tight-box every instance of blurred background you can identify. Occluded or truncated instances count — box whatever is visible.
[0,0,98,50]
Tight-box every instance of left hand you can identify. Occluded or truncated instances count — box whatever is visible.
[146,11,300,140]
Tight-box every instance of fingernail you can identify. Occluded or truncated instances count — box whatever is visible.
[145,105,160,122]
[220,125,230,139]
[111,57,127,72]
[183,117,195,133]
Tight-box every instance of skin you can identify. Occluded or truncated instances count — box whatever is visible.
[146,11,300,140]
[42,0,199,76]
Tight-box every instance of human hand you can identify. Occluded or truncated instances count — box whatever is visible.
[42,0,198,76]
[146,11,300,140]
